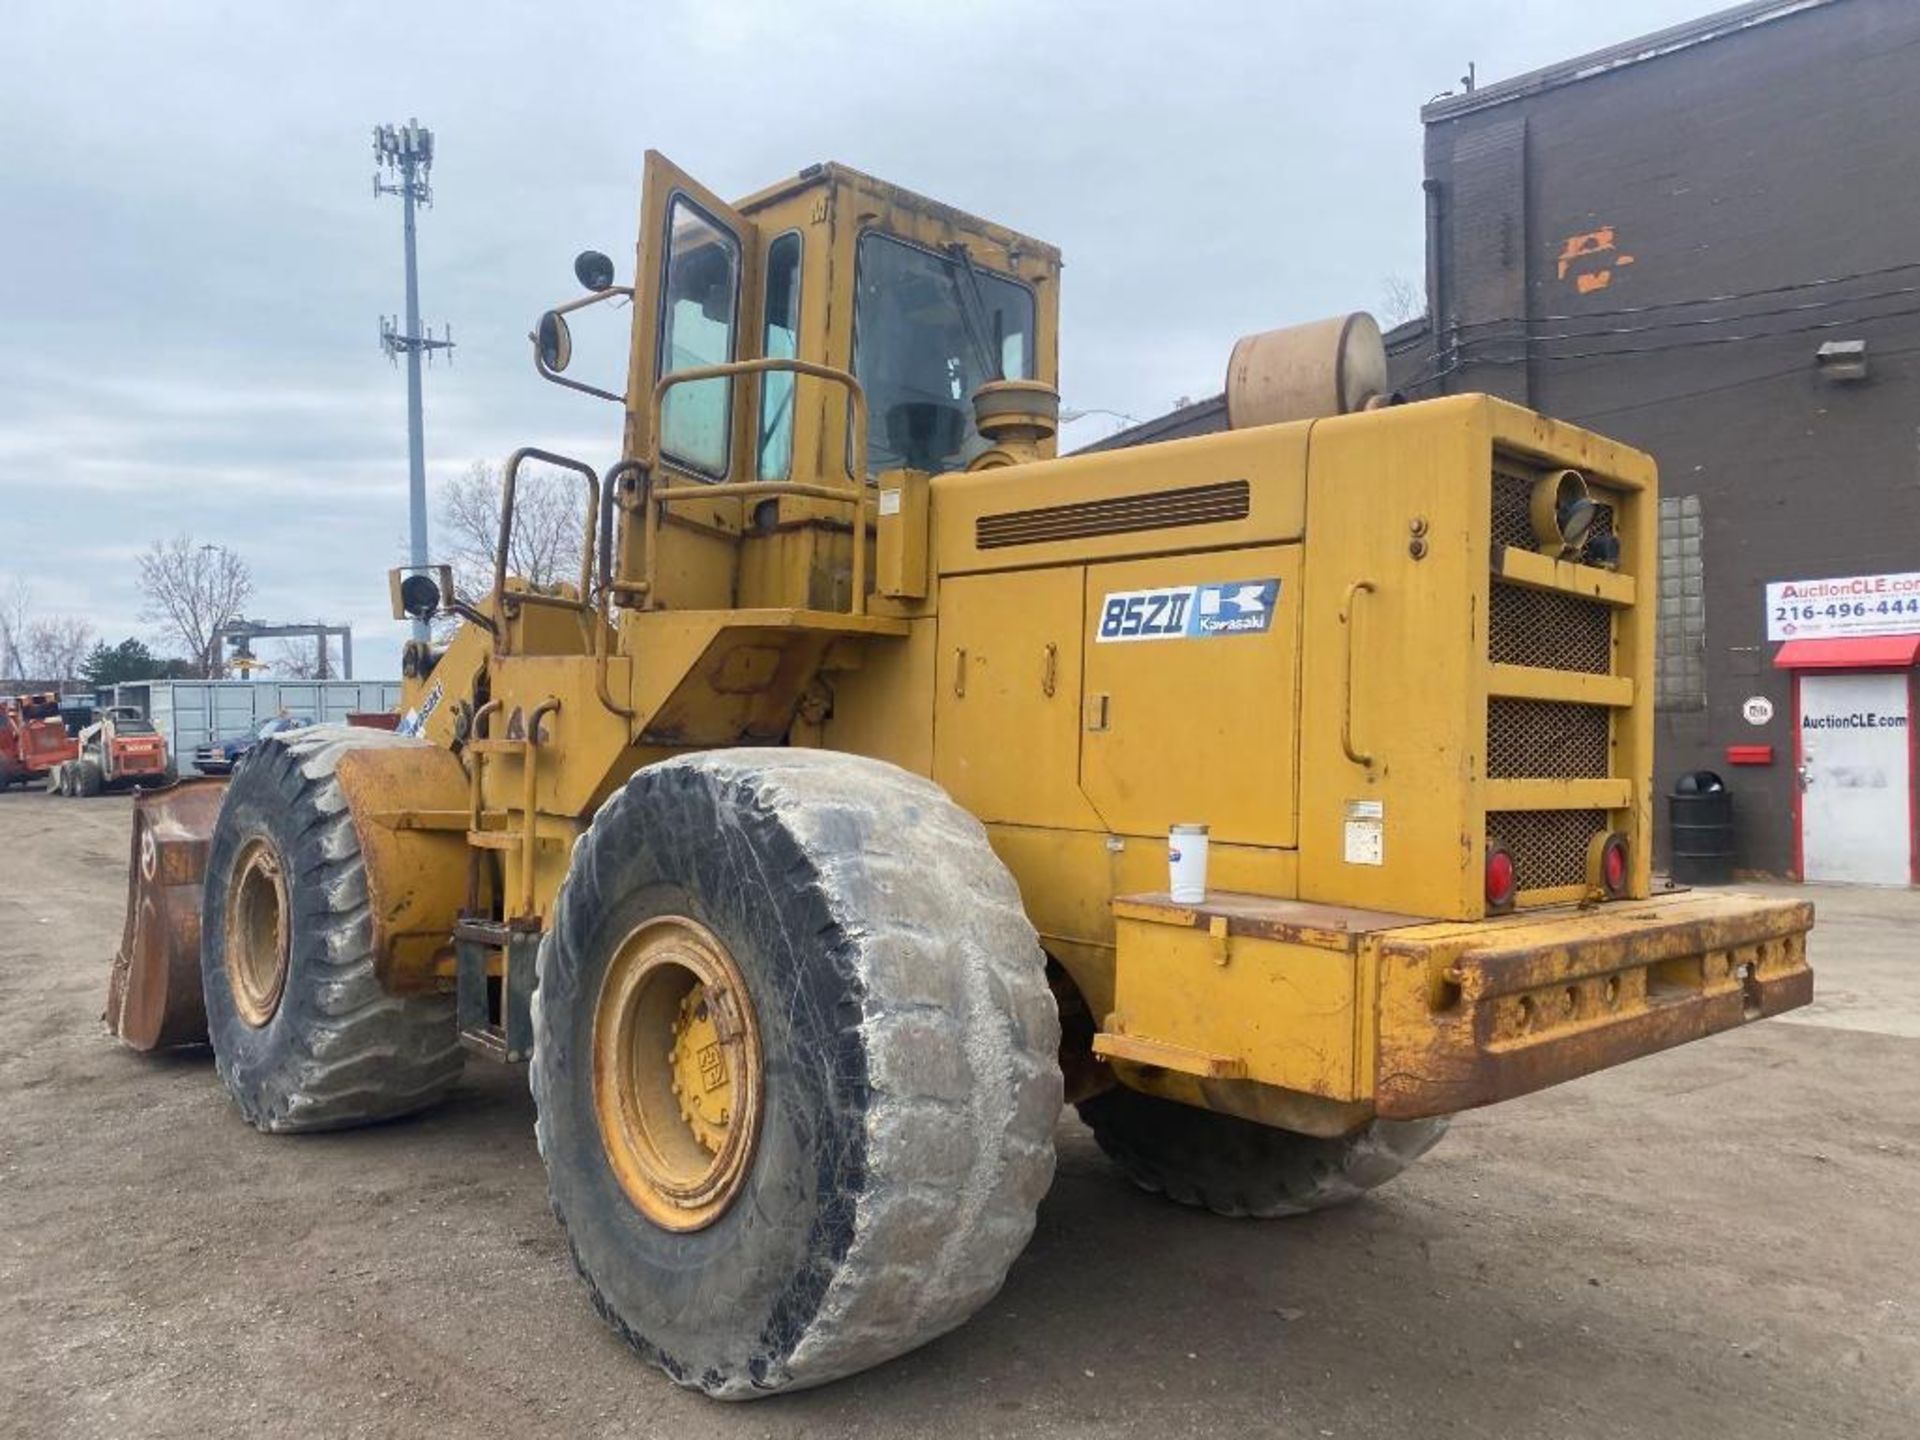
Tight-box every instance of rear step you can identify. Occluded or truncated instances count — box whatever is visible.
[453,917,539,1063]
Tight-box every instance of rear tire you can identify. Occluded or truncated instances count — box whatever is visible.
[200,726,463,1133]
[75,760,103,797]
[531,749,1061,1398]
[1078,1086,1448,1218]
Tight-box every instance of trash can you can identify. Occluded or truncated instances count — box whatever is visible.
[1669,769,1734,886]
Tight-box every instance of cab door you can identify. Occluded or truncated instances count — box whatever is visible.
[621,154,761,609]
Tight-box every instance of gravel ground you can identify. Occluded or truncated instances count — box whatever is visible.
[2,788,1915,1439]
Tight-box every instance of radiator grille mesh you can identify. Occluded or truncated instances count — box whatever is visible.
[1485,458,1628,904]
[976,480,1250,549]
[1487,699,1611,779]
[1487,810,1609,892]
[1489,582,1613,674]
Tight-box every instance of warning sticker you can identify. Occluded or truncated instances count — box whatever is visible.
[1343,799,1384,866]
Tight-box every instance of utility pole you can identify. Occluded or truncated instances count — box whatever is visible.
[373,119,453,641]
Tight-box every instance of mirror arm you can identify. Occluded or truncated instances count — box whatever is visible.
[530,286,634,404]
[448,600,497,635]
[534,350,625,404]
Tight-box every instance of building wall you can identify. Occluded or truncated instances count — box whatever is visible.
[1412,0,1920,876]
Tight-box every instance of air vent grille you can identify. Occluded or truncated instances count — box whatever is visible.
[976,480,1251,550]
[1487,809,1609,892]
[1487,699,1611,779]
[1489,582,1613,675]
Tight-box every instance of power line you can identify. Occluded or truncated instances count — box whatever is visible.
[1569,340,1920,423]
[1453,258,1920,331]
[1396,308,1920,396]
[1453,280,1920,345]
[1445,300,1920,363]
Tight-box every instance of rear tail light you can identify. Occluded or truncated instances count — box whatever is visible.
[1596,831,1630,898]
[1485,842,1517,912]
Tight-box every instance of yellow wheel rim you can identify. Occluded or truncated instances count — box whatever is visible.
[591,915,762,1231]
[224,837,290,1028]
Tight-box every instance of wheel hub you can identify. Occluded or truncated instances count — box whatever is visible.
[669,985,734,1152]
[592,916,762,1231]
[224,836,290,1028]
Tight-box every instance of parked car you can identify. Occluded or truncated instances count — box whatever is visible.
[194,714,313,775]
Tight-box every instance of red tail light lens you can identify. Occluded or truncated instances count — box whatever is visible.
[1601,833,1629,897]
[1485,845,1517,911]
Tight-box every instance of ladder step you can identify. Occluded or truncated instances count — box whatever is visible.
[452,918,513,946]
[454,926,540,1064]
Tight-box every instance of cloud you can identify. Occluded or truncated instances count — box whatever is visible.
[1,0,1717,681]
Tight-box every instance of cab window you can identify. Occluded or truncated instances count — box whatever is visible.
[657,195,741,477]
[851,233,1036,476]
[758,232,803,480]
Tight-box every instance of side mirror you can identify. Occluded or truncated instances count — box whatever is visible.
[398,572,442,621]
[574,250,616,292]
[536,311,573,373]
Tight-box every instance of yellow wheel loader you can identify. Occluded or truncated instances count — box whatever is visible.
[107,154,1814,1398]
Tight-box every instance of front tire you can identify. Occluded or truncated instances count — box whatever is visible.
[200,727,463,1132]
[1078,1086,1448,1218]
[531,749,1061,1399]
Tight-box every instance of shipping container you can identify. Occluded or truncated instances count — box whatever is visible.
[104,681,403,775]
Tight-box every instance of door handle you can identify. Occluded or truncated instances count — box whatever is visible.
[1340,580,1376,767]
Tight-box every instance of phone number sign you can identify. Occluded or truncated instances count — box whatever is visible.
[1767,571,1920,640]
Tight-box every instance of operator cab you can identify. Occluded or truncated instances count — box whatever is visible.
[515,155,1062,616]
[536,155,1061,490]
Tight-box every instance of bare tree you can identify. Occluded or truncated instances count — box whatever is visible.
[437,460,587,603]
[1379,274,1425,327]
[24,616,95,684]
[136,537,254,677]
[0,578,30,681]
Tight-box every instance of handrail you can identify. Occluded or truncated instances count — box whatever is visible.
[592,459,644,723]
[494,448,601,654]
[464,698,504,911]
[640,358,873,617]
[519,697,561,914]
[1339,580,1376,767]
[647,357,868,486]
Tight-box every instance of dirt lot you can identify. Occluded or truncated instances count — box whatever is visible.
[2,788,1915,1439]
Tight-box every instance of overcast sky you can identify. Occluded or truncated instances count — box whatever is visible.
[0,0,1720,680]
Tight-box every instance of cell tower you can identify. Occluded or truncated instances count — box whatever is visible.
[373,119,454,641]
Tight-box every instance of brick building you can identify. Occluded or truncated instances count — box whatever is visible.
[1100,0,1920,882]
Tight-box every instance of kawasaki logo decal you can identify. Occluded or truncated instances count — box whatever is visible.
[1095,580,1281,642]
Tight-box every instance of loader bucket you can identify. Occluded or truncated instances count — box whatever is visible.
[106,777,227,1050]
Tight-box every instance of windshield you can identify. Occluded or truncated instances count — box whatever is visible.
[852,233,1036,476]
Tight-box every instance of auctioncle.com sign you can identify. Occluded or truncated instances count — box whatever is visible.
[1767,570,1920,641]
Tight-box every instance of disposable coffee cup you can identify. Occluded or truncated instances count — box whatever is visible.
[1168,823,1209,903]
